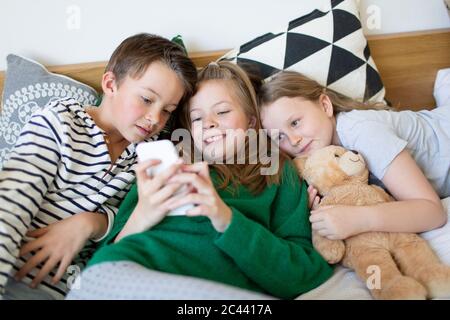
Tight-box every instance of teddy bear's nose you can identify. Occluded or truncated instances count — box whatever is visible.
[350,150,359,155]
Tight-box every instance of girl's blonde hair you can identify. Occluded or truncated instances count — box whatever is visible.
[258,71,391,113]
[180,61,290,194]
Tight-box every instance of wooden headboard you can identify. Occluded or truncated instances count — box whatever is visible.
[1,29,449,111]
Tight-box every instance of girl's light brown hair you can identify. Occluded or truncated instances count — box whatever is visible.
[180,61,290,194]
[258,71,391,113]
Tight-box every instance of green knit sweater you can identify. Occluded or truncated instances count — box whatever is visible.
[88,162,332,299]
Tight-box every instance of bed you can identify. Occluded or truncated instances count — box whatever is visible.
[1,29,450,300]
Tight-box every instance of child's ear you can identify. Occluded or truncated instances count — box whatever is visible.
[293,156,307,176]
[101,71,117,96]
[319,94,334,118]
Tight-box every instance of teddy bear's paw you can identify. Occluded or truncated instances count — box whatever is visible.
[316,241,346,264]
[417,265,450,299]
[375,275,427,300]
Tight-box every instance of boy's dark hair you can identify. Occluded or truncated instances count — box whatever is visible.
[106,33,197,105]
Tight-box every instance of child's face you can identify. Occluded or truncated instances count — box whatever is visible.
[261,95,335,158]
[108,61,184,143]
[188,80,251,162]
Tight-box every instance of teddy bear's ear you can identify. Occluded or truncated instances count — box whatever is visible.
[293,156,308,175]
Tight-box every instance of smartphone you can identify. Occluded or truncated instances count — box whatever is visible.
[136,140,193,216]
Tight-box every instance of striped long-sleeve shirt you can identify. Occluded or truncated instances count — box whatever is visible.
[0,98,149,299]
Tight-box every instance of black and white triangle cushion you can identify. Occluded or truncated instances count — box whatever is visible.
[219,0,385,103]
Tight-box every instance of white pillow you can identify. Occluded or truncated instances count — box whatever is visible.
[219,0,386,103]
[434,68,450,107]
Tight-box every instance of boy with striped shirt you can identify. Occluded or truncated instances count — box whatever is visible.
[0,33,197,299]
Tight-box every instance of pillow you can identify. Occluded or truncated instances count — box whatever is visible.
[434,68,450,107]
[171,34,188,55]
[219,0,385,103]
[0,54,100,168]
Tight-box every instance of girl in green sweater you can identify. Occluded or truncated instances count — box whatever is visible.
[83,61,332,299]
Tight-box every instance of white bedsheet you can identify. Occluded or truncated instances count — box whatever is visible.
[297,197,450,300]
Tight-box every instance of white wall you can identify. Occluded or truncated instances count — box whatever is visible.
[0,0,449,70]
[360,0,449,35]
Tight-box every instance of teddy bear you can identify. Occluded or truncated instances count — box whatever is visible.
[294,145,450,300]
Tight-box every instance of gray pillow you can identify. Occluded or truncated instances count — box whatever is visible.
[0,54,99,168]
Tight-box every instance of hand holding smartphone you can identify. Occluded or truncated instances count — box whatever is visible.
[136,140,194,216]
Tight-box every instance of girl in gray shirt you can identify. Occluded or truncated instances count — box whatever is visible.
[259,71,448,241]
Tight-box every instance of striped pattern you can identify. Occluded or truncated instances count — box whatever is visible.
[0,98,147,299]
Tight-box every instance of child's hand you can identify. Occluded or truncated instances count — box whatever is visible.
[15,212,104,287]
[165,162,232,233]
[307,185,320,210]
[116,159,185,241]
[309,205,367,240]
